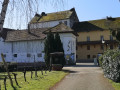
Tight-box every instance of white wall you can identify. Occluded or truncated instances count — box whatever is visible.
[11,40,45,63]
[0,39,45,63]
[0,33,76,64]
[59,33,76,63]
[30,19,70,29]
[0,38,12,62]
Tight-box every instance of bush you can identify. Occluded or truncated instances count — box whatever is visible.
[99,49,120,82]
[98,55,103,67]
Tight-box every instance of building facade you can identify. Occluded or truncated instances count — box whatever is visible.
[0,23,77,64]
[30,8,79,29]
[72,17,120,62]
[0,8,120,63]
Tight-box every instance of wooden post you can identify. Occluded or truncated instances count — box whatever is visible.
[1,53,14,87]
[45,66,47,74]
[12,73,18,86]
[34,55,38,78]
[31,70,33,78]
[41,69,43,75]
[35,68,38,78]
[4,76,7,90]
[49,57,52,72]
[41,64,43,75]
[23,69,26,82]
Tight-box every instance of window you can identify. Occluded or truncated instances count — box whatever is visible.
[59,21,62,24]
[87,36,90,41]
[100,35,104,40]
[14,54,17,57]
[87,45,90,50]
[110,35,113,40]
[76,55,78,59]
[94,45,96,48]
[64,21,67,25]
[38,53,42,57]
[93,55,96,58]
[110,45,113,49]
[3,54,6,58]
[87,55,90,59]
[27,54,31,57]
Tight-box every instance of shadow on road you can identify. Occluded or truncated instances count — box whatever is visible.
[62,70,78,73]
[65,63,99,68]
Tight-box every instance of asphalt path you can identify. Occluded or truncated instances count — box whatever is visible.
[52,63,114,90]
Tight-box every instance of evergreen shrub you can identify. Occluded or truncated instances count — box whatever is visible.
[99,50,120,82]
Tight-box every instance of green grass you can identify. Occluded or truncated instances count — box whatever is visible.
[0,71,68,90]
[109,80,120,90]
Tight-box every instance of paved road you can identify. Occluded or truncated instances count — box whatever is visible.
[52,63,114,90]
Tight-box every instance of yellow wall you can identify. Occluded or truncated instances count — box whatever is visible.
[76,30,118,60]
[77,30,115,42]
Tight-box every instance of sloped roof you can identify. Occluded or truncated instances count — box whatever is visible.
[5,23,77,42]
[72,17,120,32]
[43,23,74,33]
[0,28,13,39]
[30,8,75,23]
[5,29,47,42]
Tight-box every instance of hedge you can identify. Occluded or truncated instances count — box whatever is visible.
[99,49,120,82]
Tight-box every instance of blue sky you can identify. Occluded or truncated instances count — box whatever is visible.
[2,0,120,29]
[43,0,120,21]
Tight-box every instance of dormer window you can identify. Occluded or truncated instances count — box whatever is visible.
[87,36,90,41]
[110,35,113,40]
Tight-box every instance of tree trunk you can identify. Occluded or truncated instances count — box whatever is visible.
[1,53,14,88]
[0,0,9,33]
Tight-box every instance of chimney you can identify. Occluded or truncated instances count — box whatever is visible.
[106,16,115,21]
[70,8,75,11]
[28,24,30,33]
[41,12,46,16]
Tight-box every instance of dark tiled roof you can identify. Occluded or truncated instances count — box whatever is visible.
[72,17,120,32]
[0,28,13,39]
[43,23,74,33]
[30,8,75,23]
[5,29,47,42]
[5,23,77,42]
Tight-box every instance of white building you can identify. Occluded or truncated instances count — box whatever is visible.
[0,8,79,64]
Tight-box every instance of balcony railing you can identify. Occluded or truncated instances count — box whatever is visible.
[77,40,117,45]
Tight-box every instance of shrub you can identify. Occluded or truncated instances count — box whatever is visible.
[99,49,120,82]
[98,55,103,67]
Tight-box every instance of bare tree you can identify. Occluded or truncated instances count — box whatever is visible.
[0,0,65,30]
[0,0,9,33]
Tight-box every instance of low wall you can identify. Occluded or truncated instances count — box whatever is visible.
[76,59,94,63]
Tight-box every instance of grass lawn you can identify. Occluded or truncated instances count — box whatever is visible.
[0,70,68,90]
[109,80,120,90]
